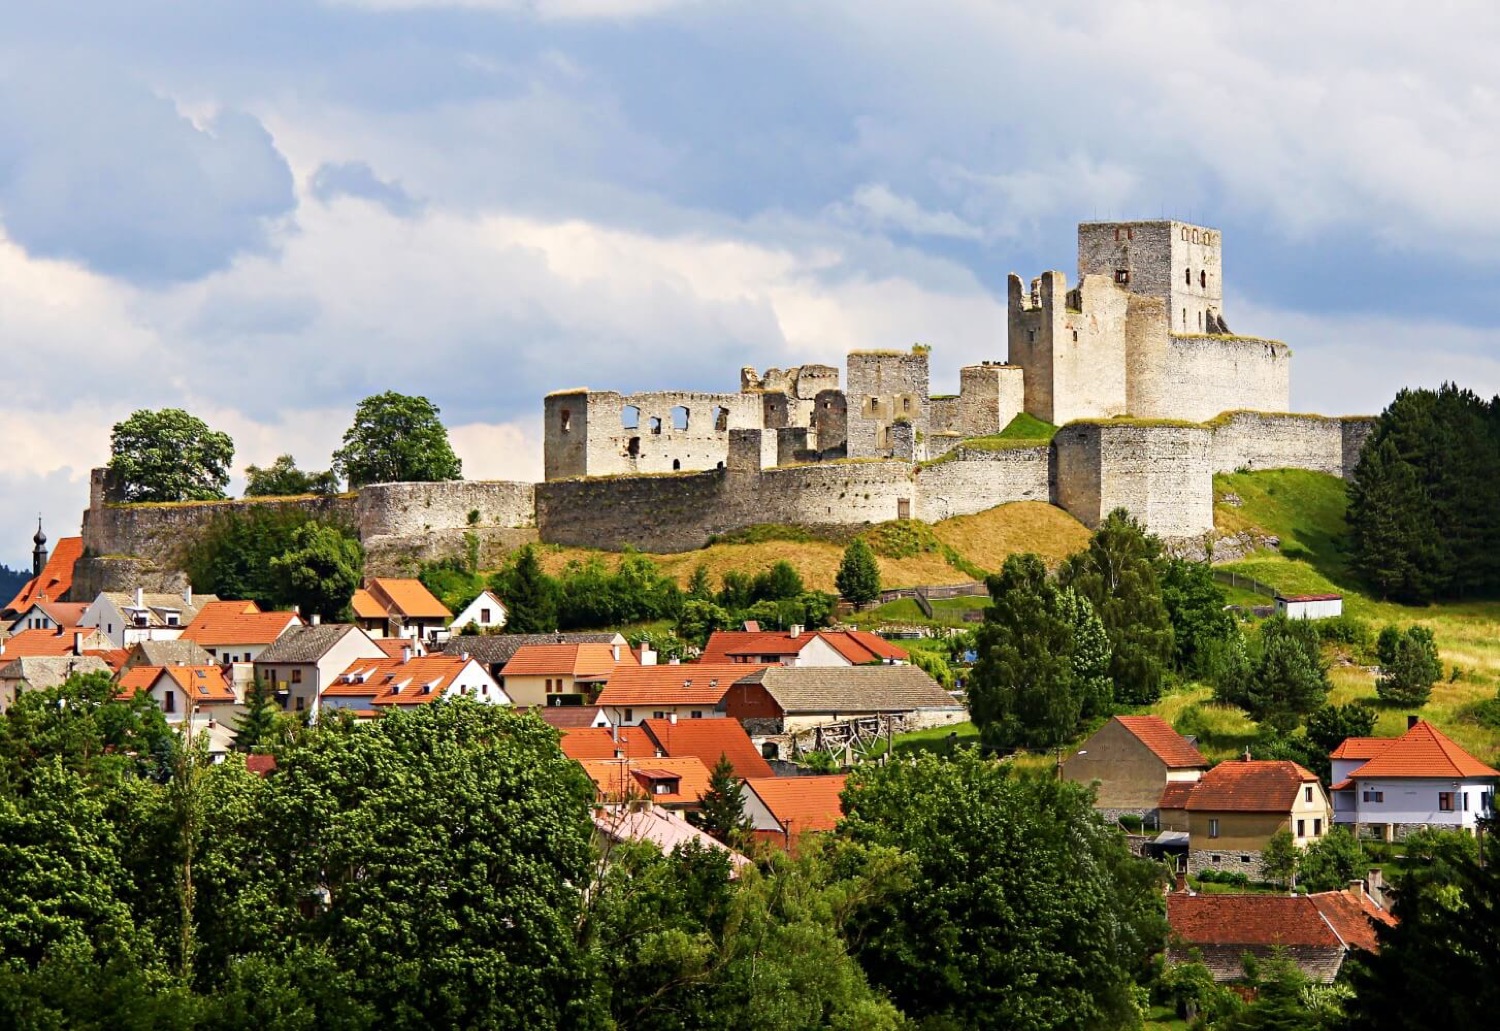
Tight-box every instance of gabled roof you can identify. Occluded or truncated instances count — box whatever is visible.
[365,578,452,620]
[1309,891,1395,951]
[1330,738,1393,761]
[5,536,83,614]
[0,655,112,690]
[1345,721,1499,780]
[699,629,909,665]
[593,806,751,873]
[0,627,114,658]
[819,630,910,664]
[594,664,755,708]
[441,632,624,667]
[640,717,776,780]
[1159,781,1197,809]
[1168,890,1392,952]
[373,637,423,660]
[255,624,372,664]
[126,639,215,669]
[350,588,386,621]
[180,608,300,648]
[578,756,713,806]
[744,775,847,834]
[98,592,215,625]
[8,600,90,631]
[116,664,163,699]
[324,654,491,706]
[1114,715,1208,769]
[159,665,238,704]
[734,665,957,714]
[504,642,634,680]
[1184,759,1321,812]
[532,705,607,729]
[560,727,658,761]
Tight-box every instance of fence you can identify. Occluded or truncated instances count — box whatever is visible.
[1212,569,1279,599]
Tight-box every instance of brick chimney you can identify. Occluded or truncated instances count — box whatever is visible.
[1348,879,1364,900]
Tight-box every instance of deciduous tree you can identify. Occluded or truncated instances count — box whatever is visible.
[108,408,234,503]
[244,454,340,497]
[331,391,462,488]
[269,522,363,622]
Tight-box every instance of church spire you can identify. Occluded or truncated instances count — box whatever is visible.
[32,516,48,577]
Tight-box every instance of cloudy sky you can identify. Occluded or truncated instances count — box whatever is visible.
[4,0,1500,567]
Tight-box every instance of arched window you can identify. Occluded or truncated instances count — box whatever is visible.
[648,416,662,435]
[672,459,681,471]
[671,406,689,431]
[621,405,640,430]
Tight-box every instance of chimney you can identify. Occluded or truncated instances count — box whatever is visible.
[790,624,803,639]
[135,587,144,608]
[1174,871,1188,894]
[183,585,192,606]
[640,645,657,666]
[1348,879,1364,900]
[1408,714,1420,730]
[461,651,469,662]
[1243,748,1252,762]
[668,712,678,725]
[73,632,83,656]
[401,645,412,664]
[311,613,321,626]
[611,644,621,662]
[668,657,680,665]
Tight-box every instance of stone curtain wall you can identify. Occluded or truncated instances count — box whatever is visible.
[1128,332,1290,423]
[358,481,535,536]
[1341,417,1376,479]
[914,446,1050,521]
[1053,423,1214,537]
[1209,412,1345,475]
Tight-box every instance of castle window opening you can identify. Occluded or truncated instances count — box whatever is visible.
[1200,270,1207,288]
[902,397,910,413]
[1191,229,1200,243]
[1027,329,1036,343]
[622,405,640,430]
[716,461,724,470]
[1185,268,1192,286]
[1182,308,1187,329]
[1127,227,1134,240]
[627,436,640,458]
[671,405,690,431]
[1181,227,1188,241]
[713,405,729,432]
[1114,269,1129,285]
[649,416,662,435]
[672,459,681,471]
[1198,310,1203,331]
[560,408,571,433]
[1072,330,1078,342]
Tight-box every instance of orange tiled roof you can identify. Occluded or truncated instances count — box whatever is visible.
[0,627,110,658]
[8,600,91,630]
[504,643,634,679]
[116,665,163,700]
[700,629,908,665]
[578,756,713,806]
[641,717,776,779]
[1345,721,1500,780]
[373,638,423,660]
[560,727,658,761]
[1309,891,1395,952]
[593,663,758,708]
[180,609,299,647]
[533,705,606,730]
[5,537,84,613]
[324,654,479,706]
[1116,715,1208,769]
[367,578,452,620]
[1169,893,1342,948]
[351,588,386,621]
[819,630,909,663]
[89,648,129,673]
[1159,781,1197,809]
[744,775,848,834]
[1330,737,1395,761]
[1184,759,1320,813]
[161,665,238,704]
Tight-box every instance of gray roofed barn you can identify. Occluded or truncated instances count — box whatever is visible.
[732,664,958,714]
[256,624,368,664]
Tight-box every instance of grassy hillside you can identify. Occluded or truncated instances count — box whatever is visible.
[1208,469,1500,762]
[537,500,1089,593]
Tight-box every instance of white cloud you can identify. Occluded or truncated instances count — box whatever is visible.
[829,184,982,241]
[327,0,705,19]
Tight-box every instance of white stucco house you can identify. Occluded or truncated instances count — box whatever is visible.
[1331,719,1498,840]
[449,590,509,634]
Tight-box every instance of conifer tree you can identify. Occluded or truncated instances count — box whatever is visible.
[835,538,881,608]
[1376,625,1442,707]
[694,754,751,847]
[233,677,283,752]
[493,545,558,634]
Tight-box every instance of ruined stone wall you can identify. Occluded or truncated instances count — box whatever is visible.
[914,446,1051,521]
[1054,422,1214,538]
[1008,272,1061,423]
[1209,412,1348,475]
[1342,417,1376,479]
[535,471,729,553]
[1078,220,1224,335]
[556,389,762,479]
[812,389,847,456]
[358,481,535,536]
[544,390,591,480]
[929,396,961,435]
[957,363,1025,437]
[1008,271,1127,425]
[845,351,930,459]
[1126,310,1290,423]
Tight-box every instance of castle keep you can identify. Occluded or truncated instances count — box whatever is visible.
[73,220,1373,591]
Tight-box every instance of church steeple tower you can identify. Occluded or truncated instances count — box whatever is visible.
[32,517,48,577]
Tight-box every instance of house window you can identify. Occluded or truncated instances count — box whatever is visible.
[295,696,305,711]
[1363,790,1384,803]
[653,711,666,720]
[1208,819,1219,839]
[624,708,633,723]
[1439,792,1456,812]
[1211,854,1221,864]
[291,669,302,684]
[1314,818,1322,836]
[1304,786,1313,803]
[1463,793,1470,811]
[691,711,703,718]
[164,692,175,714]
[482,684,489,696]
[1240,855,1250,863]
[1297,819,1305,837]
[480,608,491,623]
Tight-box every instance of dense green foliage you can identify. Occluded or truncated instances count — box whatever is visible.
[243,454,341,497]
[835,538,882,606]
[1159,557,1237,674]
[1212,617,1330,734]
[693,754,751,847]
[1260,829,1298,888]
[332,391,462,488]
[492,544,558,633]
[1375,624,1442,706]
[968,554,1111,751]
[1296,826,1367,893]
[108,408,235,503]
[0,563,28,605]
[1060,508,1174,705]
[840,751,1166,1029]
[185,507,362,616]
[1348,383,1500,602]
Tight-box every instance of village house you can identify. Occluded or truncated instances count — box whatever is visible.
[578,756,713,811]
[179,603,301,665]
[121,639,215,671]
[6,599,90,635]
[1330,718,1498,840]
[722,665,964,758]
[503,641,640,709]
[253,623,390,716]
[742,775,848,849]
[320,653,508,715]
[80,588,214,648]
[639,716,776,780]
[2,534,83,621]
[593,663,754,726]
[448,589,508,634]
[1063,715,1208,825]
[351,578,452,642]
[0,626,116,662]
[1166,885,1393,983]
[1274,593,1344,620]
[1177,758,1332,876]
[0,654,113,713]
[441,631,627,683]
[699,627,909,666]
[592,806,751,875]
[117,664,242,723]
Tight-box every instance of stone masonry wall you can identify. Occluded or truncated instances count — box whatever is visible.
[1128,330,1290,423]
[914,446,1050,521]
[358,480,535,536]
[845,351,930,459]
[1053,422,1214,538]
[1342,417,1376,480]
[1209,412,1346,475]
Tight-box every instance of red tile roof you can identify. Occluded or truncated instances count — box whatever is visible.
[89,648,129,673]
[0,627,112,658]
[699,629,908,665]
[640,717,776,779]
[366,578,452,620]
[593,664,758,708]
[1309,891,1395,951]
[372,638,424,660]
[1115,715,1209,768]
[161,665,238,704]
[5,537,83,613]
[324,655,479,706]
[560,727,658,761]
[532,705,605,729]
[116,665,162,700]
[744,775,847,834]
[351,588,386,621]
[578,756,713,806]
[1344,721,1499,780]
[1168,891,1392,952]
[1159,781,1197,809]
[1330,738,1394,761]
[1184,759,1321,812]
[820,630,910,664]
[8,600,91,630]
[504,642,633,679]
[244,754,277,777]
[180,609,299,647]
